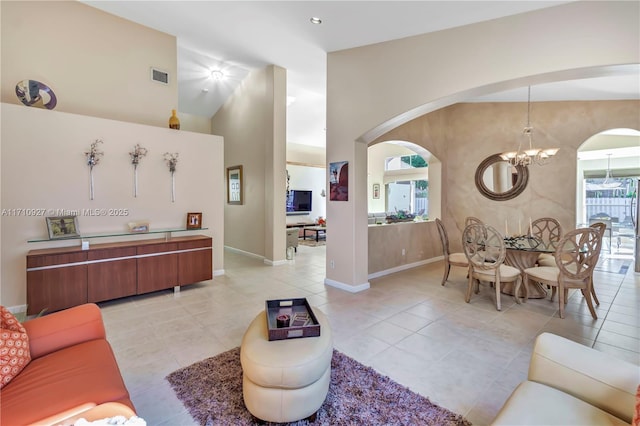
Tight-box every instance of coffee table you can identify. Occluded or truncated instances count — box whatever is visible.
[303,226,326,242]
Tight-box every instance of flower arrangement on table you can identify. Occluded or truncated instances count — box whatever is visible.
[317,217,326,227]
[504,235,542,249]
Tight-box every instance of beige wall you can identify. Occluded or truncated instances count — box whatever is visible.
[368,221,441,276]
[326,1,640,290]
[376,100,640,254]
[0,103,224,309]
[1,1,178,129]
[212,66,287,262]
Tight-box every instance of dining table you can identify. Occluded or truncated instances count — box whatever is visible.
[502,236,556,299]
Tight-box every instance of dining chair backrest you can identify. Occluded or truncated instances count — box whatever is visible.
[462,224,504,271]
[554,227,602,281]
[589,221,607,238]
[465,216,483,227]
[435,218,450,257]
[531,217,562,245]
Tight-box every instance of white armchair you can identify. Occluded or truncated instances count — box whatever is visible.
[492,332,639,425]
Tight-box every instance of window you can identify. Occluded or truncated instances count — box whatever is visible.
[385,155,428,216]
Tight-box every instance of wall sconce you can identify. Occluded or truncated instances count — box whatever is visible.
[320,189,326,197]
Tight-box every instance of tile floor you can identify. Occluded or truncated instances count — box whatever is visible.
[99,245,639,425]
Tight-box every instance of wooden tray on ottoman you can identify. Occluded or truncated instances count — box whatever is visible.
[265,298,321,341]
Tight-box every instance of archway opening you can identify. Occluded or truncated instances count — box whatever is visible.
[367,140,441,222]
[577,128,639,258]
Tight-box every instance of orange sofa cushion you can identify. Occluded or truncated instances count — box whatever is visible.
[0,306,31,389]
[0,339,134,425]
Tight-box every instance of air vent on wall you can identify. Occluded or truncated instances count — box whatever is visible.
[150,67,169,85]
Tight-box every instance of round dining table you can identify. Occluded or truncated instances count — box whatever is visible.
[502,236,555,299]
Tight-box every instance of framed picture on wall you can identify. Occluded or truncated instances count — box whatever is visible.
[46,215,80,239]
[186,212,202,229]
[227,165,243,205]
[373,183,380,199]
[329,161,348,201]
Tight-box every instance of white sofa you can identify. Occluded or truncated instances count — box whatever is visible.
[492,332,639,425]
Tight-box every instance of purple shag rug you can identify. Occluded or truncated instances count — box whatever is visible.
[166,347,471,426]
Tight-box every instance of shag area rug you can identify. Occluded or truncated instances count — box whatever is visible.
[166,347,471,426]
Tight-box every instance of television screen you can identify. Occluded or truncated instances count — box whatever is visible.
[287,190,312,213]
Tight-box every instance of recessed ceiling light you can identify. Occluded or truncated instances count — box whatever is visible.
[202,88,209,93]
[310,17,322,25]
[211,70,224,81]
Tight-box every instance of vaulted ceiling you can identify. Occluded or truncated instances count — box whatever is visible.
[84,1,639,148]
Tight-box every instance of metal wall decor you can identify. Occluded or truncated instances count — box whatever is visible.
[15,79,57,110]
[129,144,148,197]
[163,152,179,202]
[85,139,104,200]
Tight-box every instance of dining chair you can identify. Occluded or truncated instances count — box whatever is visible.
[530,217,562,267]
[584,221,606,306]
[523,227,602,319]
[435,218,468,286]
[541,222,605,303]
[465,216,484,226]
[462,223,522,310]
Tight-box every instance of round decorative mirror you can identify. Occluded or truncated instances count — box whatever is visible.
[15,79,57,110]
[475,154,529,201]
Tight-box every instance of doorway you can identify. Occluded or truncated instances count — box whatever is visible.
[577,128,639,260]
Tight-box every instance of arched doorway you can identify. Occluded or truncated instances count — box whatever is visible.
[577,128,639,258]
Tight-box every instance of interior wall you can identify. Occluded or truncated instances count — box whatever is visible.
[212,66,286,261]
[376,100,640,252]
[0,103,224,309]
[0,1,178,129]
[326,0,640,289]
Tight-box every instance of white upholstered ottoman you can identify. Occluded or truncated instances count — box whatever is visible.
[240,309,333,423]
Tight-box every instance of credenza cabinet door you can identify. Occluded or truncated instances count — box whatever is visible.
[26,235,212,314]
[178,238,213,285]
[87,247,137,303]
[26,252,87,315]
[137,243,178,294]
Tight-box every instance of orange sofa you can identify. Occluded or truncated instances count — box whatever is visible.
[1,303,136,425]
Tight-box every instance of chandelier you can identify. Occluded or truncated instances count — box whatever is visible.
[500,86,559,166]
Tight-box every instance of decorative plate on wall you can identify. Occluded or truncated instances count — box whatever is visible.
[15,79,57,110]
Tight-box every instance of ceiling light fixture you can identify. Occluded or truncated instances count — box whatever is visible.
[310,17,322,24]
[211,70,224,81]
[500,86,559,167]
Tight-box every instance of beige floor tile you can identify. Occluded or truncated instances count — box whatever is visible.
[99,246,636,423]
[592,342,640,365]
[600,320,640,339]
[596,329,640,353]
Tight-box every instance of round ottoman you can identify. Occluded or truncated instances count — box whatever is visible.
[240,309,333,423]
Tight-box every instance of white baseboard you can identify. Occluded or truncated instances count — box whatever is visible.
[324,278,370,293]
[367,256,444,280]
[213,269,225,276]
[265,259,288,266]
[224,245,263,260]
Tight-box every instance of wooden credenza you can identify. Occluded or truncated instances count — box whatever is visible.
[26,235,212,315]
